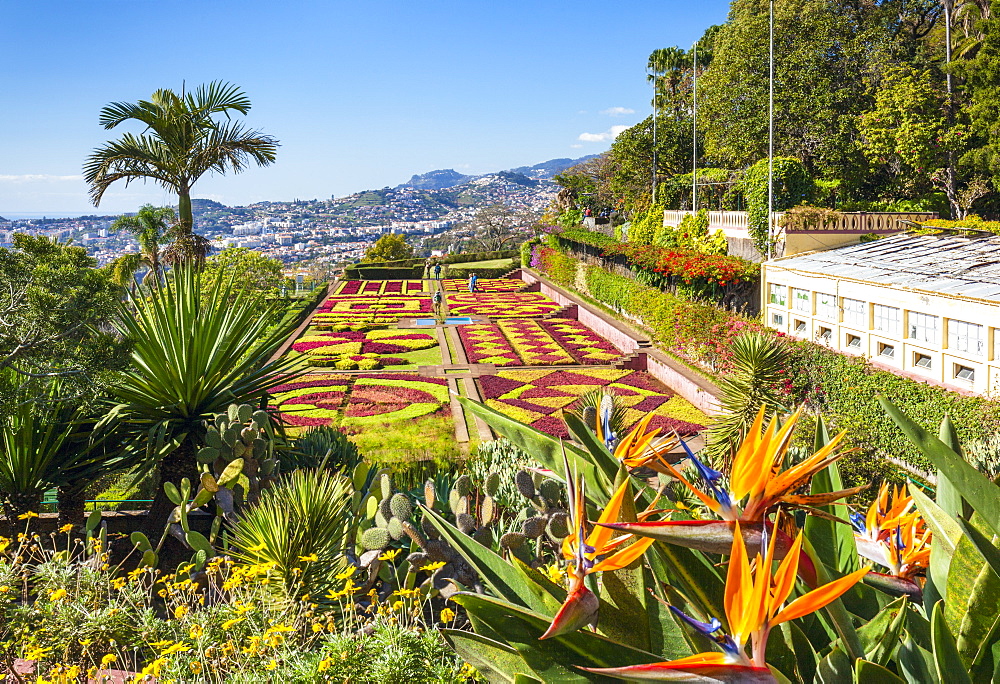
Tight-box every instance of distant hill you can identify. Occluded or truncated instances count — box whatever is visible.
[397,155,597,190]
[508,155,598,180]
[398,169,471,191]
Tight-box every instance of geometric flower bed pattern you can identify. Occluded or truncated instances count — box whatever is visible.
[292,330,437,357]
[457,318,622,366]
[333,280,426,295]
[477,368,706,438]
[313,294,433,326]
[496,319,575,365]
[446,292,562,318]
[271,373,449,431]
[441,278,524,292]
[458,323,521,366]
[540,318,622,364]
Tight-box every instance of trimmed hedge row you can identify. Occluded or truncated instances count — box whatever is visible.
[343,265,425,280]
[356,258,426,268]
[529,246,1000,488]
[446,261,519,279]
[437,250,519,265]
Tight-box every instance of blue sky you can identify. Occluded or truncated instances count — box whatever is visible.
[0,1,729,216]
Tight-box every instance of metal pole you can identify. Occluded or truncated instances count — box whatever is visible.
[692,42,698,213]
[767,0,775,261]
[652,69,658,205]
[945,1,952,96]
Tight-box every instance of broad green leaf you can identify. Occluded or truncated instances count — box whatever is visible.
[563,412,623,489]
[513,676,544,684]
[879,398,1000,539]
[954,519,1000,678]
[451,592,665,681]
[511,556,566,615]
[815,648,852,684]
[801,535,865,662]
[854,659,906,683]
[897,638,935,684]
[421,505,553,614]
[459,396,611,501]
[805,454,857,575]
[440,628,528,684]
[932,600,973,684]
[858,597,907,666]
[910,486,961,604]
[648,540,726,632]
[937,414,967,520]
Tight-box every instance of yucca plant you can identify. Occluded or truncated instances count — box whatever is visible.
[0,383,136,524]
[704,331,789,464]
[228,467,354,602]
[285,425,362,473]
[107,265,305,532]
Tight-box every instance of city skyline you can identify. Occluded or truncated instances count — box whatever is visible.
[0,0,728,215]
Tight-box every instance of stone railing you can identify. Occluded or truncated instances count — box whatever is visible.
[663,210,936,234]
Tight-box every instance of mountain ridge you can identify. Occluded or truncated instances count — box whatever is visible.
[397,154,596,191]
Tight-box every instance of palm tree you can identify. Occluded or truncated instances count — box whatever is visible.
[83,81,278,243]
[108,204,174,288]
[108,265,304,532]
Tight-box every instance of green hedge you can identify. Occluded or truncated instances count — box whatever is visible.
[557,229,618,250]
[356,257,425,268]
[343,265,425,280]
[438,250,519,265]
[446,261,519,279]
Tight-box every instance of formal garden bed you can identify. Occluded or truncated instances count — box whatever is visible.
[477,367,707,437]
[445,292,562,318]
[332,279,426,296]
[440,277,524,292]
[289,328,440,369]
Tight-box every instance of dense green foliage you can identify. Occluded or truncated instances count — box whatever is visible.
[0,234,128,417]
[363,234,414,263]
[742,157,813,252]
[200,247,286,301]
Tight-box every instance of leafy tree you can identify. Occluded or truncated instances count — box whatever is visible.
[83,82,278,246]
[363,233,414,262]
[953,2,1000,187]
[108,266,302,533]
[741,157,812,254]
[858,65,970,215]
[608,114,695,211]
[108,204,175,288]
[465,204,539,252]
[201,247,286,301]
[0,235,128,417]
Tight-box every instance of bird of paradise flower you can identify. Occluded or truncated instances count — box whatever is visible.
[581,521,869,681]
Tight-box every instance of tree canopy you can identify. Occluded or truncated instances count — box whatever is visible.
[0,234,128,417]
[363,233,414,262]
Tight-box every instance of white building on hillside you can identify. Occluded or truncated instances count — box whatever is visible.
[762,232,1000,396]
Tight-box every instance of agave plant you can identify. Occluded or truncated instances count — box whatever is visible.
[227,467,354,602]
[106,265,305,532]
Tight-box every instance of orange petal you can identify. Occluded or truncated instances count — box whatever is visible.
[772,566,869,625]
[591,537,655,572]
[587,478,632,553]
[770,532,803,617]
[725,522,754,640]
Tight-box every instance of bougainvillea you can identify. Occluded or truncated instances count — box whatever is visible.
[601,242,758,287]
[446,292,561,318]
[540,318,622,364]
[476,368,706,438]
[441,278,524,292]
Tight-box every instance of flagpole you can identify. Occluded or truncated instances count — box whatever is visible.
[767,0,775,261]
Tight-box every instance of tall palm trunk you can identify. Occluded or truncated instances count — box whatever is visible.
[142,437,197,536]
[3,490,42,523]
[56,484,88,531]
[177,187,193,236]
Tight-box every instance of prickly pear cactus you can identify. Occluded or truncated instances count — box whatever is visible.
[498,468,569,566]
[197,403,277,508]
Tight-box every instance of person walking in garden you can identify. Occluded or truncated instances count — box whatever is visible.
[434,262,442,280]
[432,289,443,318]
[468,272,478,293]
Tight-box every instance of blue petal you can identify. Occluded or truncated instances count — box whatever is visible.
[669,605,722,635]
[681,440,723,483]
[849,512,866,533]
[719,634,742,656]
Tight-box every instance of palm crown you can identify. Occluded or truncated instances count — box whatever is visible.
[83,81,278,238]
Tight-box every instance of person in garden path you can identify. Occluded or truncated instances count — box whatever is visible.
[468,272,478,293]
[432,289,443,318]
[434,262,442,280]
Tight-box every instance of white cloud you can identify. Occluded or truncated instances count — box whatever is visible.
[578,125,629,143]
[0,174,83,183]
[600,106,635,116]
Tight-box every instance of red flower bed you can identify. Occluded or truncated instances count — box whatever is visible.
[478,374,526,398]
[458,323,520,366]
[602,243,758,287]
[540,318,622,364]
